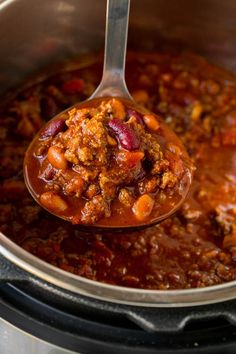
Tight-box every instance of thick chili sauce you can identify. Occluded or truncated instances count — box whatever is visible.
[24,96,191,227]
[0,51,236,289]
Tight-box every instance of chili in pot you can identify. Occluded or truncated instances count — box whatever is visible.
[0,51,236,289]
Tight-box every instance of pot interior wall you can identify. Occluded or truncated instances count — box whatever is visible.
[0,0,236,96]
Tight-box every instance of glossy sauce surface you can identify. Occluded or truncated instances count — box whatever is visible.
[1,51,236,289]
[24,97,192,227]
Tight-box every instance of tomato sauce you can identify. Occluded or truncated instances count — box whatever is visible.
[1,51,236,289]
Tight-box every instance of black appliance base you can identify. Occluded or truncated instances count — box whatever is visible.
[1,280,236,354]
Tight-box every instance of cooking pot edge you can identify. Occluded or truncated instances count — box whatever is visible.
[1,231,236,308]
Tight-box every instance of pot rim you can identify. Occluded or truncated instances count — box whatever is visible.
[1,231,236,307]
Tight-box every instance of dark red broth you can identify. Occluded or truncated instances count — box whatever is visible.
[1,51,236,289]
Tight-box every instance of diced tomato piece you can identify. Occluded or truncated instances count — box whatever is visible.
[117,151,144,169]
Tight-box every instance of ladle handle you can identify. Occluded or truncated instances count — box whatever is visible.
[91,0,132,99]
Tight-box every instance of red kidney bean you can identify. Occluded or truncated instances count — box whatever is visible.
[40,96,59,120]
[108,118,140,150]
[127,109,144,127]
[41,118,66,139]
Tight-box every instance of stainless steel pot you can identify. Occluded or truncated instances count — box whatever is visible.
[1,0,236,307]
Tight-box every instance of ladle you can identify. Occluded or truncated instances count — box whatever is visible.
[24,0,193,229]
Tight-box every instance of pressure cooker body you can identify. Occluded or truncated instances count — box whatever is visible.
[2,258,236,354]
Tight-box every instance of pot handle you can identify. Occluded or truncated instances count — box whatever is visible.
[0,254,29,282]
[126,302,236,333]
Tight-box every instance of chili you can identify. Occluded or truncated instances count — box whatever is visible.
[0,51,236,289]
